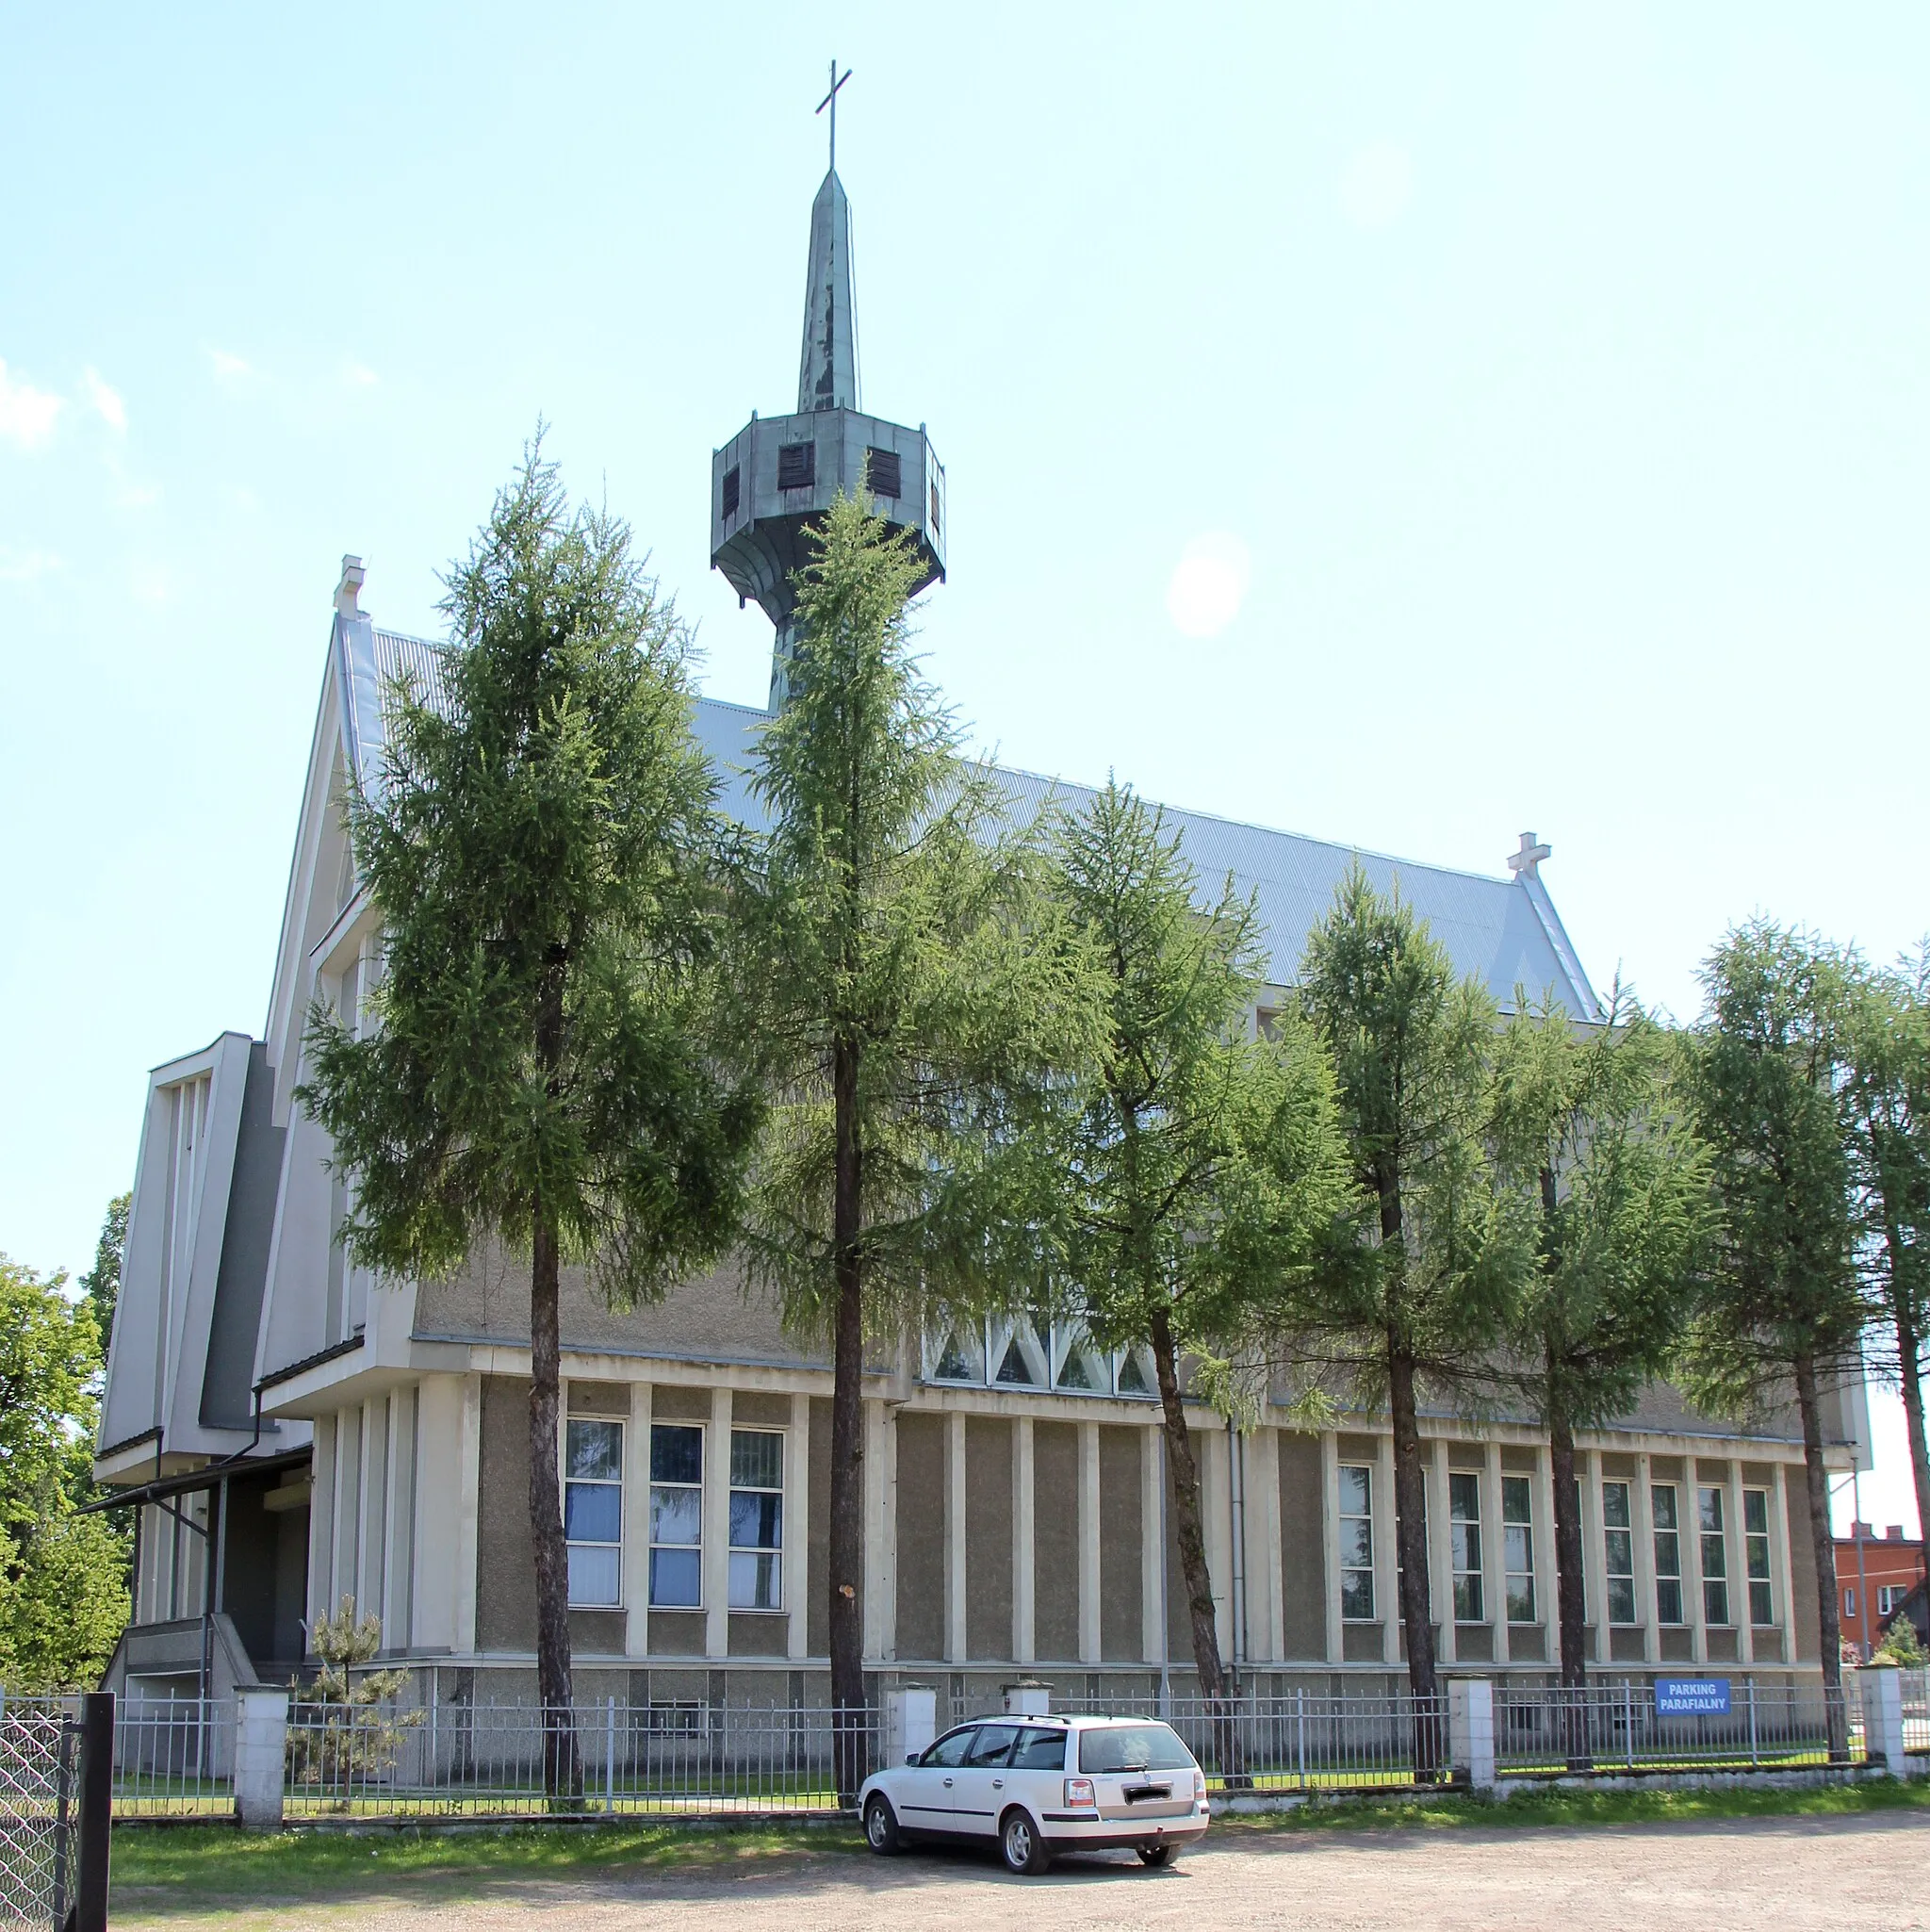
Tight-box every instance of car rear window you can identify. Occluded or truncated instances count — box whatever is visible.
[1009,1728,1066,1770]
[1077,1723,1195,1774]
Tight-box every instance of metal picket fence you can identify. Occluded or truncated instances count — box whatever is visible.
[976,1692,1452,1794]
[1902,1668,1929,1756]
[0,1699,77,1930]
[1492,1678,1856,1776]
[281,1700,883,1818]
[112,1697,236,1819]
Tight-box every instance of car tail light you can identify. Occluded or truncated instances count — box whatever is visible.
[1193,1769,1206,1799]
[1063,1777,1095,1807]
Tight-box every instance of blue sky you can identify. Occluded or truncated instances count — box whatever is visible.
[4,3,1925,1530]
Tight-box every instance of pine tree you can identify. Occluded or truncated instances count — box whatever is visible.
[1840,948,1930,1568]
[733,494,1093,1783]
[1491,991,1717,1710]
[1045,782,1347,1725]
[1294,869,1533,1745]
[298,443,761,1795]
[1679,921,1873,1760]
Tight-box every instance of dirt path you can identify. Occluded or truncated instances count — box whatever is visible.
[121,1810,1930,1931]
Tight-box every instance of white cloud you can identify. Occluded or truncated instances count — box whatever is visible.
[208,347,255,384]
[0,360,64,450]
[342,361,379,390]
[1165,533,1251,639]
[0,547,63,583]
[1340,142,1414,230]
[82,366,126,432]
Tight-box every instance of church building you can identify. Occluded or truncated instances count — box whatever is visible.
[93,147,1861,1721]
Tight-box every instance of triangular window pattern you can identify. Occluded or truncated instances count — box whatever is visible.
[1116,1350,1153,1398]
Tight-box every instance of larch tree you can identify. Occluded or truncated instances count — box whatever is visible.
[1840,947,1930,1575]
[733,493,1095,1778]
[298,445,761,1794]
[1045,781,1348,1717]
[1679,922,1872,1759]
[1294,869,1534,1736]
[1490,991,1718,1703]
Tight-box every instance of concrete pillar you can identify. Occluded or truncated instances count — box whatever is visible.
[884,1684,937,1767]
[945,1412,967,1663]
[1078,1421,1103,1664]
[1482,1442,1508,1663]
[1447,1678,1497,1792]
[1726,1462,1755,1664]
[1319,1431,1342,1664]
[704,1386,733,1657]
[1683,1467,1709,1665]
[1375,1432,1399,1666]
[863,1399,889,1661]
[1531,1442,1560,1663]
[1430,1438,1456,1663]
[1633,1452,1659,1665]
[1578,1449,1610,1665]
[453,1372,482,1657]
[1201,1427,1232,1663]
[235,1688,289,1827]
[1141,1423,1166,1665]
[1012,1416,1036,1665]
[1252,1426,1284,1663]
[306,1413,337,1638]
[784,1391,810,1661]
[627,1382,654,1658]
[1859,1667,1924,1777]
[1772,1463,1798,1662]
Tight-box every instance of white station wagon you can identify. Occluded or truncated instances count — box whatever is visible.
[859,1713,1211,1875]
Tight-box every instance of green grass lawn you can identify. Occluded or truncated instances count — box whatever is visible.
[106,1779,1930,1926]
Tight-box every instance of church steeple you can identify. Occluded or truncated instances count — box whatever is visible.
[709,65,946,712]
[798,170,857,415]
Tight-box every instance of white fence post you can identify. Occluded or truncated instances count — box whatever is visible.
[1447,1678,1497,1792]
[884,1685,937,1767]
[1857,1666,1922,1778]
[234,1689,289,1827]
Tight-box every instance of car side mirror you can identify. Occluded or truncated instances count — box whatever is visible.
[907,1753,921,1766]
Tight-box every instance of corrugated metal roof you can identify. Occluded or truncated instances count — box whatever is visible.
[339,626,1600,1020]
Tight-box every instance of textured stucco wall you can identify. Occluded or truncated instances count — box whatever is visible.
[893,1412,944,1661]
[1786,1480,1822,1661]
[476,1375,537,1652]
[807,1398,832,1656]
[1098,1426,1142,1662]
[1032,1421,1079,1662]
[964,1417,1013,1662]
[1278,1432,1325,1660]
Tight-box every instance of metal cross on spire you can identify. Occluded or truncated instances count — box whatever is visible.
[816,60,852,174]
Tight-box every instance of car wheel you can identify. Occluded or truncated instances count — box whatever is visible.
[1000,1807,1051,1875]
[1137,1842,1175,1867]
[863,1794,900,1855]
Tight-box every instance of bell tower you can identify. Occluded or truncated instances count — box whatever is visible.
[710,65,946,710]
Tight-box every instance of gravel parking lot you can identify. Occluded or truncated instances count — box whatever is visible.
[170,1809,1930,1932]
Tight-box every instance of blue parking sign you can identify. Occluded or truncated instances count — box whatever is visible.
[1654,1678,1730,1716]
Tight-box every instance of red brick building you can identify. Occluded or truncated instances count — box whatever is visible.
[1834,1521,1927,1659]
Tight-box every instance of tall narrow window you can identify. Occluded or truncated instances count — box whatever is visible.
[777,441,816,490]
[1338,1465,1375,1620]
[1448,1472,1483,1621]
[1502,1476,1536,1623]
[1698,1485,1729,1626]
[1602,1481,1636,1625]
[1653,1483,1684,1624]
[1742,1488,1773,1627]
[721,465,741,520]
[728,1429,783,1611]
[564,1417,623,1608]
[648,1424,703,1608]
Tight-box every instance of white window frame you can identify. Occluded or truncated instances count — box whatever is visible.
[1742,1487,1774,1628]
[1501,1474,1536,1624]
[1601,1480,1638,1626]
[727,1427,785,1613]
[1698,1484,1730,1628]
[647,1421,705,1611]
[564,1415,625,1610]
[1448,1471,1483,1623]
[1339,1465,1376,1621]
[1652,1482,1685,1626]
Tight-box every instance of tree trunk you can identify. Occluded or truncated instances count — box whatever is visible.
[1792,1351,1848,1761]
[1387,1343,1439,1709]
[1546,1395,1593,1768]
[529,1202,581,1799]
[1893,1297,1930,1596]
[1147,1308,1246,1784]
[827,1029,867,1801]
